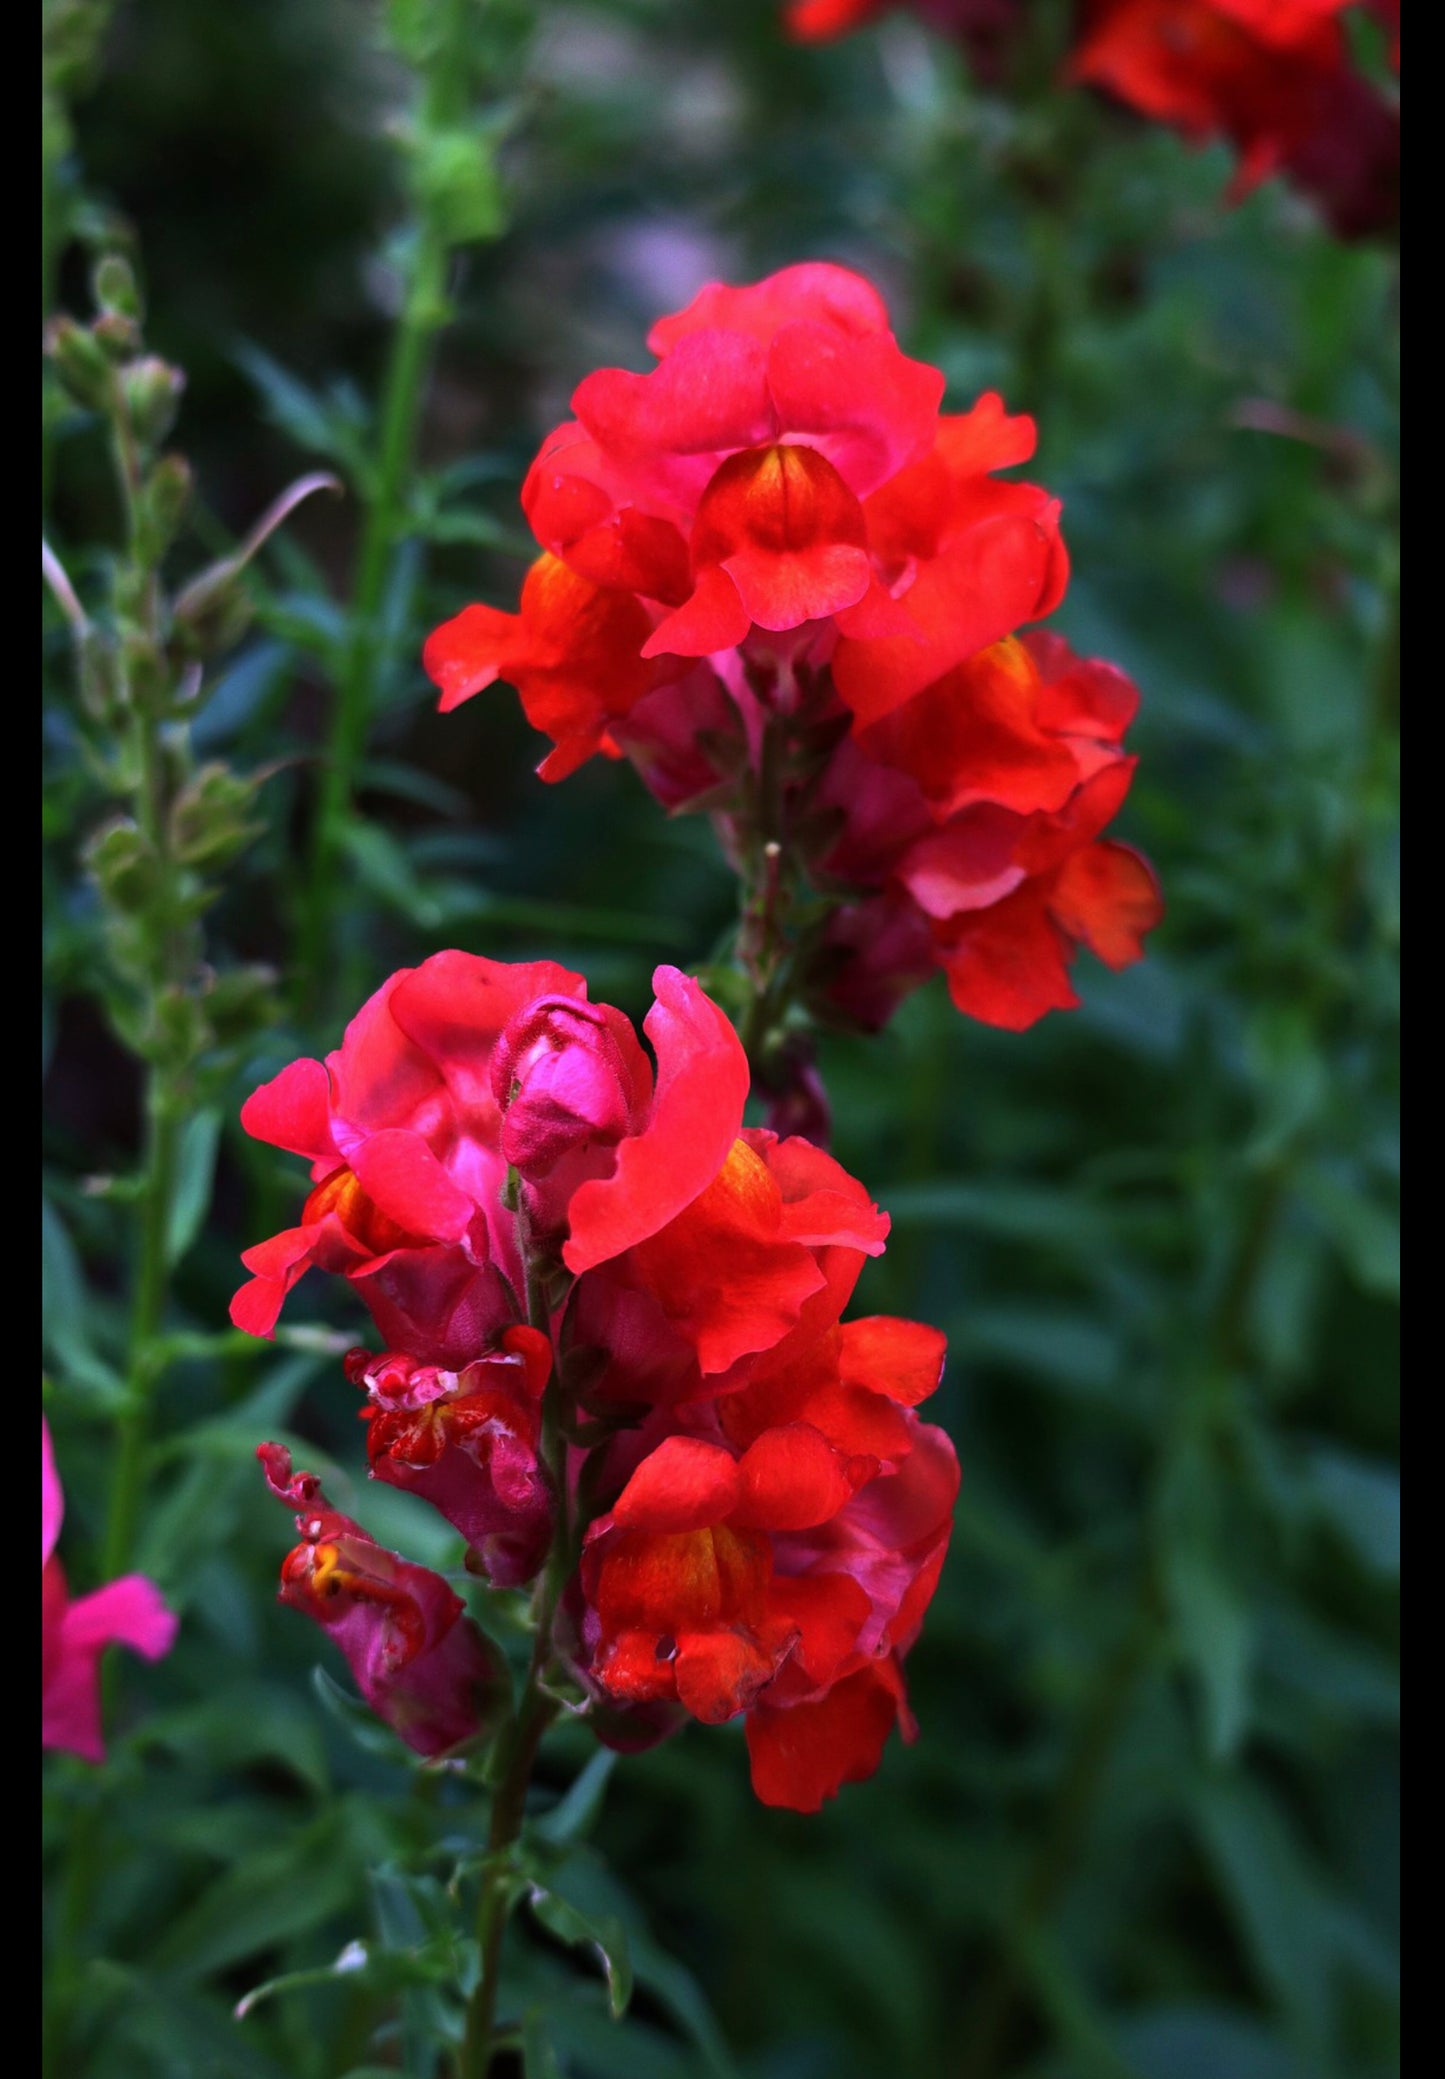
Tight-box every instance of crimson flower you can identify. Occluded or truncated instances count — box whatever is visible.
[580,1314,957,1809]
[785,0,1027,80]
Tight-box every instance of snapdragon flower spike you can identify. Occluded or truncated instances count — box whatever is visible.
[1071,0,1399,239]
[423,270,1156,1038]
[346,1326,554,1589]
[424,264,1063,779]
[42,1419,177,1763]
[580,1313,957,1811]
[237,959,953,1806]
[258,1444,505,1757]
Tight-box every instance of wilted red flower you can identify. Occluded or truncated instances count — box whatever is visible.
[42,1419,177,1763]
[1071,0,1400,237]
[258,1444,506,1757]
[346,1326,554,1589]
[580,1313,957,1810]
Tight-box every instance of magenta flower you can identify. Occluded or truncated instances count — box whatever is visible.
[42,1419,178,1763]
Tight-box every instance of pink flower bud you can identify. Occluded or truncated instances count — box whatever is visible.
[491,996,639,1177]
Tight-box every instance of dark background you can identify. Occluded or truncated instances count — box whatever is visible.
[42,3,1400,2076]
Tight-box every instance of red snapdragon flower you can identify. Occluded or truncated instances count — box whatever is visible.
[232,955,885,1380]
[258,1444,506,1757]
[1071,0,1400,237]
[42,1419,177,1762]
[424,266,1064,788]
[236,959,956,1806]
[816,630,1163,1030]
[580,1313,957,1810]
[423,270,1157,1038]
[345,1328,554,1589]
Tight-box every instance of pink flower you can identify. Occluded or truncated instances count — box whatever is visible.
[42,1420,177,1763]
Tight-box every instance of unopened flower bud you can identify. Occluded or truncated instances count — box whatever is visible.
[172,558,253,659]
[122,359,186,451]
[169,761,260,870]
[44,315,113,410]
[491,995,638,1177]
[136,453,194,563]
[93,252,142,322]
[85,818,160,915]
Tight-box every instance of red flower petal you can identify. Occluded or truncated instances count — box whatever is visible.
[746,1661,904,1811]
[618,1137,827,1375]
[1049,839,1165,968]
[609,1437,742,1533]
[646,262,891,355]
[936,881,1081,1031]
[733,1423,865,1532]
[564,966,750,1275]
[239,1057,337,1164]
[838,1317,948,1406]
[764,323,944,496]
[573,329,775,467]
[348,1129,476,1245]
[834,507,1066,726]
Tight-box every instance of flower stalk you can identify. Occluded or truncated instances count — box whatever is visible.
[299,0,508,1014]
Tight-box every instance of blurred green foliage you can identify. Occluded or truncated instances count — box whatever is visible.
[42,2,1399,2075]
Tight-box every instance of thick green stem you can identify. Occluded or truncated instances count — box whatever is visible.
[299,0,475,1011]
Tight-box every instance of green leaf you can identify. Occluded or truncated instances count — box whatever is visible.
[1300,1444,1400,1578]
[1299,1167,1400,1297]
[522,2009,566,2079]
[152,1812,358,1978]
[536,1750,617,1848]
[1112,2006,1308,2079]
[1167,1553,1255,1762]
[310,1665,415,1764]
[42,1194,125,1407]
[525,1883,633,2019]
[164,1107,221,1267]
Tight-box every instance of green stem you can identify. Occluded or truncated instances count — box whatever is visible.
[458,1235,571,2078]
[460,1681,559,2079]
[101,1096,178,1576]
[957,1608,1157,2079]
[299,0,474,1012]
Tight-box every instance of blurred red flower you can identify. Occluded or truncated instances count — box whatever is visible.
[1071,0,1400,237]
